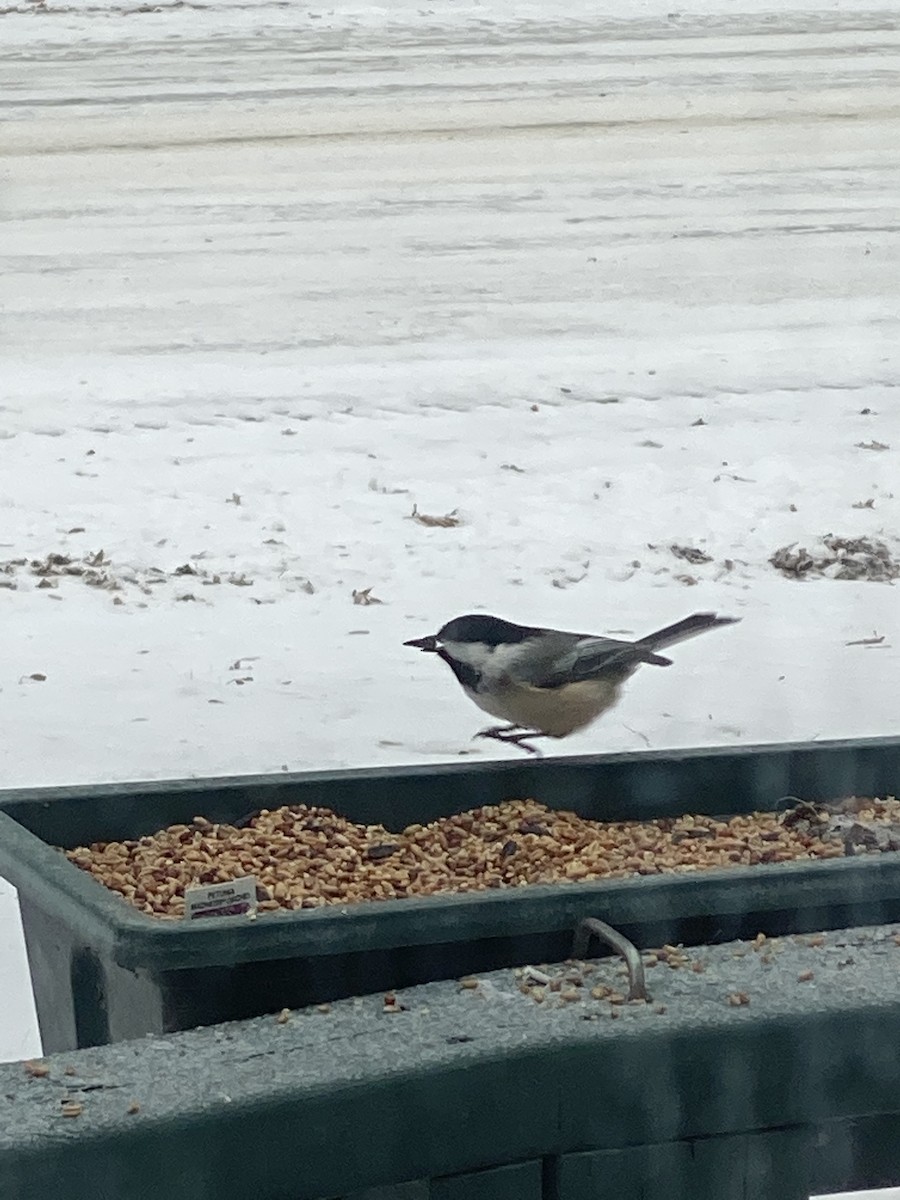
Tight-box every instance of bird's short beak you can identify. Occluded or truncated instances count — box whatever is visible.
[404,634,438,652]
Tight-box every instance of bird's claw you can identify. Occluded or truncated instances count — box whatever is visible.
[474,725,546,757]
[473,723,521,740]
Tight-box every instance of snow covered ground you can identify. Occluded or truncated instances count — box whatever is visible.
[2,1,900,1143]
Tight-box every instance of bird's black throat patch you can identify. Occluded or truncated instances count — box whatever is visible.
[436,646,481,691]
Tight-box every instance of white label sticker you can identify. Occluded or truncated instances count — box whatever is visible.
[184,876,258,920]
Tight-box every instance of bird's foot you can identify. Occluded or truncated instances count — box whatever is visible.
[473,723,522,740]
[474,725,546,757]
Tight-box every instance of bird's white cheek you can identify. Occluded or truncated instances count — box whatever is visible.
[439,640,493,671]
[483,642,531,674]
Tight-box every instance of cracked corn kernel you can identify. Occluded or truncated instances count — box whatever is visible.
[62,797,900,919]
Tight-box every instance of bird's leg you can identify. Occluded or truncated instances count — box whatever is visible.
[474,726,547,757]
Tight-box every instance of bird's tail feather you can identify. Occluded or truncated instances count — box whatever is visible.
[638,612,738,655]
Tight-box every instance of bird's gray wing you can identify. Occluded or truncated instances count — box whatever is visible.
[506,634,654,689]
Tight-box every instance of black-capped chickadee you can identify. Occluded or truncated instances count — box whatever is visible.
[405,611,739,754]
